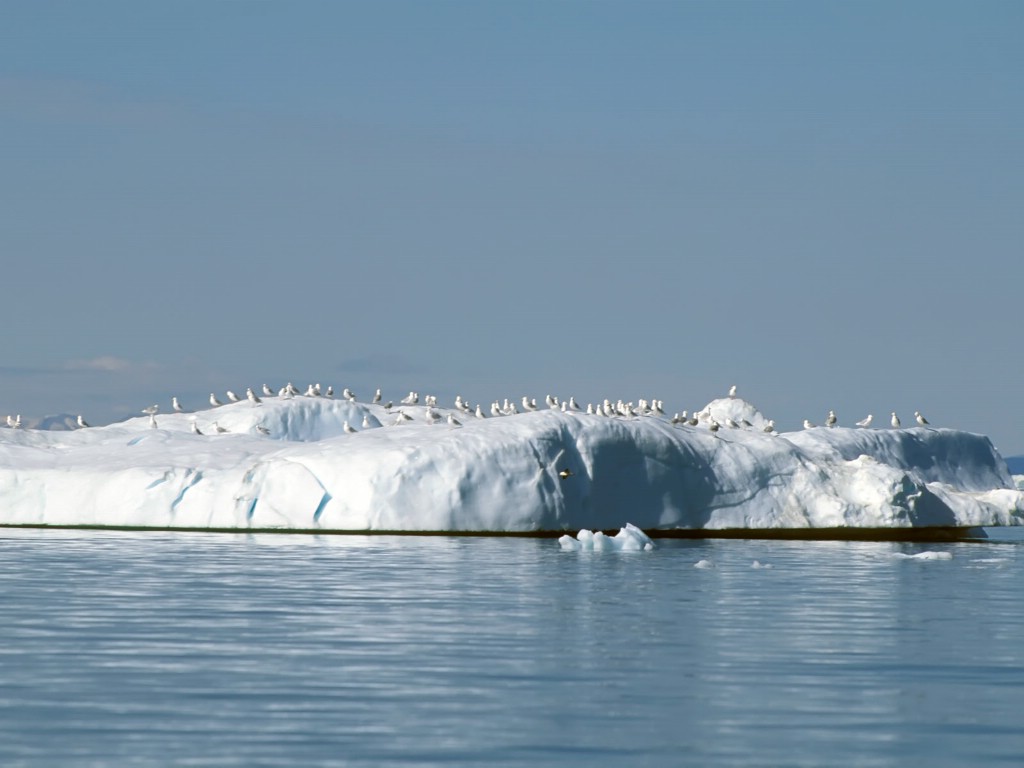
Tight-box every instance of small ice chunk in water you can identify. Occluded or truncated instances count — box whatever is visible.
[751,560,772,569]
[694,559,715,569]
[558,523,654,551]
[893,551,953,561]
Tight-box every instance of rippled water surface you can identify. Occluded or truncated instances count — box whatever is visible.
[2,529,1023,766]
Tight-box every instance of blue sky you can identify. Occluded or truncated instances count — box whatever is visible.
[2,1,1023,451]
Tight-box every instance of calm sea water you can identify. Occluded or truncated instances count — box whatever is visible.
[1,528,1023,767]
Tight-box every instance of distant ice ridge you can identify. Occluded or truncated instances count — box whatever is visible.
[1,394,1022,532]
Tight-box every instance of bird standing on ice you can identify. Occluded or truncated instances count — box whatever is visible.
[856,414,873,428]
[246,387,261,405]
[76,415,89,428]
[728,385,737,398]
[226,390,240,403]
[210,393,222,407]
[890,412,901,429]
[803,419,815,429]
[915,411,930,427]
[826,410,837,427]
[172,397,184,413]
[447,413,462,428]
[190,420,203,435]
[343,421,357,434]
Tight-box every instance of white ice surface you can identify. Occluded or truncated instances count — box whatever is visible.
[1,396,1022,532]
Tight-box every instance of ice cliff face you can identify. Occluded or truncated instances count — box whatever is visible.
[0,396,1020,532]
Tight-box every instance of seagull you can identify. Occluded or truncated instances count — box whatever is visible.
[891,412,901,429]
[262,384,275,397]
[226,390,240,403]
[343,421,357,434]
[475,404,486,419]
[709,420,721,435]
[255,425,270,435]
[246,387,261,405]
[191,421,203,435]
[522,396,538,412]
[568,396,581,411]
[558,468,574,479]
[343,388,355,401]
[856,414,873,428]
[728,385,737,398]
[76,415,90,428]
[210,393,222,407]
[362,414,373,429]
[447,413,462,428]
[172,397,184,413]
[325,385,334,398]
[213,421,228,433]
[826,410,837,428]
[393,409,413,425]
[372,388,382,404]
[142,404,159,416]
[491,402,502,417]
[149,414,158,429]
[915,411,930,427]
[383,401,393,411]
[424,407,441,425]
[763,419,775,433]
[803,419,815,429]
[401,391,418,405]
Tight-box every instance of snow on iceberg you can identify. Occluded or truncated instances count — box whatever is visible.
[1,394,1022,533]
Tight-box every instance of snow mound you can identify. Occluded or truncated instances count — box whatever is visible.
[1,395,1022,533]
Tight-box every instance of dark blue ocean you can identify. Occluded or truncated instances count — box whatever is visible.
[2,528,1023,767]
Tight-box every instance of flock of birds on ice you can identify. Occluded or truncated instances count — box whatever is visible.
[2,383,934,438]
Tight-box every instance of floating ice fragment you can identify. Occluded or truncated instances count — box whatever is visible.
[751,560,772,569]
[558,523,654,551]
[892,551,953,561]
[694,559,715,569]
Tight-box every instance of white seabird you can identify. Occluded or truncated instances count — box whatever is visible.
[190,420,203,435]
[362,415,373,429]
[255,425,270,435]
[210,393,222,407]
[475,404,486,419]
[172,397,184,413]
[764,419,775,433]
[915,411,930,427]
[424,408,440,425]
[343,421,357,434]
[226,390,240,403]
[803,419,815,429]
[213,421,228,433]
[856,414,873,428]
[372,388,382,404]
[447,413,462,428]
[891,412,901,429]
[246,387,262,405]
[393,409,413,425]
[826,410,837,428]
[401,391,418,406]
[343,388,355,401]
[142,404,159,416]
[76,415,90,428]
[262,384,275,397]
[728,385,737,398]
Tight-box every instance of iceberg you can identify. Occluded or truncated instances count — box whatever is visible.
[1,394,1022,533]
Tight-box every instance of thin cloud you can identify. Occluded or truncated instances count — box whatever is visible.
[63,356,161,374]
